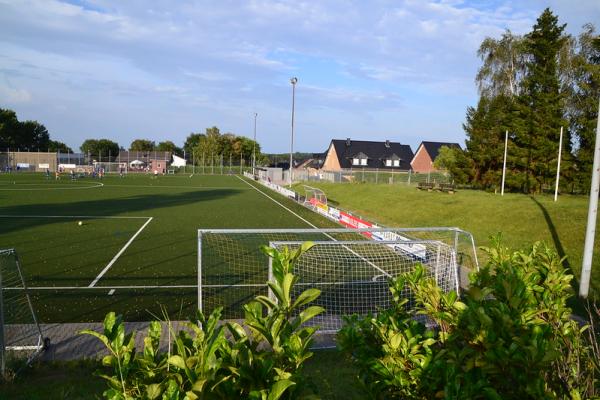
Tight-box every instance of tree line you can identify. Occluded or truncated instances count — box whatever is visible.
[0,108,262,164]
[0,108,72,153]
[440,8,600,194]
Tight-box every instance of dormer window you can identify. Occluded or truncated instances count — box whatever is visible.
[352,152,368,166]
[384,154,401,167]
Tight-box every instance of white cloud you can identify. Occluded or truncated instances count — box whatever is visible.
[0,85,32,103]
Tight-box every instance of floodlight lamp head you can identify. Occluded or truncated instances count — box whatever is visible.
[290,77,298,85]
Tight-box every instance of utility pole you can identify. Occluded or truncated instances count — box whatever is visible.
[580,98,600,298]
[289,77,298,185]
[252,112,258,174]
[554,126,563,202]
[501,130,508,196]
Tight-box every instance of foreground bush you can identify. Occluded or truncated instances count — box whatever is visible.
[82,242,322,400]
[338,240,599,399]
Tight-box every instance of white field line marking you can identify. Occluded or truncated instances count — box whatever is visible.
[236,176,391,278]
[0,215,150,219]
[88,217,154,287]
[102,184,247,190]
[0,182,104,191]
[189,174,194,178]
[5,281,380,290]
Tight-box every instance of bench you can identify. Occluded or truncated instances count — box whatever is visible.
[417,182,435,191]
[439,183,456,194]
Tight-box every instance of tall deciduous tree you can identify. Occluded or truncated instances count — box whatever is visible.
[569,24,600,191]
[80,139,120,159]
[48,140,73,153]
[476,30,527,98]
[155,140,181,155]
[129,139,155,152]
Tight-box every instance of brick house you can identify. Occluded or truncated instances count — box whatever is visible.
[322,139,414,171]
[410,141,462,173]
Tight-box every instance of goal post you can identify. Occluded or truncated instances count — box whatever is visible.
[0,249,45,375]
[197,227,477,332]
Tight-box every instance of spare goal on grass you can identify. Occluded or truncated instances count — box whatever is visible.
[0,249,45,375]
[197,227,477,333]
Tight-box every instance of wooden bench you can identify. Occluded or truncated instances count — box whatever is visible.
[438,183,456,194]
[417,182,435,191]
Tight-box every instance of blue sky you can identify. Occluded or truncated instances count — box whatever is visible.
[1,1,598,153]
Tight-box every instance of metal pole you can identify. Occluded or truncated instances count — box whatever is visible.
[240,153,243,174]
[501,130,508,196]
[0,253,5,376]
[252,112,258,174]
[554,126,563,202]
[289,77,298,185]
[580,98,600,298]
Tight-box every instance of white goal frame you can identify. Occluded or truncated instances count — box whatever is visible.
[197,227,478,333]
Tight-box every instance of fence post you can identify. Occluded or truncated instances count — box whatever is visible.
[197,232,203,317]
[267,245,275,305]
[0,257,5,376]
[240,154,243,174]
[435,243,441,286]
[375,168,378,184]
[408,170,411,185]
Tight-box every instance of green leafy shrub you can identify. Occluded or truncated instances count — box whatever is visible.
[338,239,599,399]
[82,241,322,400]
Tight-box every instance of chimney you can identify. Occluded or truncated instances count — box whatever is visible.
[346,138,351,147]
[385,140,390,148]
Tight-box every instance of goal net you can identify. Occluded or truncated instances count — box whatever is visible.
[0,249,44,374]
[198,227,476,332]
[269,239,456,332]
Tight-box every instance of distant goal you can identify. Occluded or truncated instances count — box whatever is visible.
[197,227,477,333]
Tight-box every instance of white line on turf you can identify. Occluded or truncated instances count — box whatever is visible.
[0,215,150,219]
[189,174,194,178]
[0,182,104,191]
[108,289,115,295]
[88,216,154,288]
[235,176,391,278]
[101,184,247,190]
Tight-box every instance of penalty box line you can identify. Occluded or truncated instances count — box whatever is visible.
[0,214,155,288]
[88,216,153,287]
[235,176,391,279]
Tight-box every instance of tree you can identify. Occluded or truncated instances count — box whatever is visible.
[516,8,568,193]
[569,24,600,192]
[0,108,21,149]
[48,140,73,153]
[129,139,155,152]
[193,127,221,165]
[80,139,120,159]
[155,140,181,155]
[183,133,204,159]
[433,146,473,184]
[19,120,50,150]
[476,30,527,98]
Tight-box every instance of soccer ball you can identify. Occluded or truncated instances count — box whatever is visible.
[78,221,83,226]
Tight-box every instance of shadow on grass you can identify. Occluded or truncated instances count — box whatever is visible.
[530,196,590,315]
[0,188,242,237]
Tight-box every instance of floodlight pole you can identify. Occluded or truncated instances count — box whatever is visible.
[580,98,600,298]
[252,112,258,174]
[289,77,298,186]
[501,130,508,196]
[554,126,563,202]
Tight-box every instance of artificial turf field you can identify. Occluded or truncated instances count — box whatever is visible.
[0,173,340,323]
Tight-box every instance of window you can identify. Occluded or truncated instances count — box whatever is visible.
[360,158,367,166]
[393,160,400,167]
[353,158,360,166]
[385,160,392,167]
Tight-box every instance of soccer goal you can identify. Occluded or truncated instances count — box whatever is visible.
[197,227,477,333]
[0,249,45,374]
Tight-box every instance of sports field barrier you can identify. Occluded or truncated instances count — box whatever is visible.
[198,226,478,334]
[0,249,45,375]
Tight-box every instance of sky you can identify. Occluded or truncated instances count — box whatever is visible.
[1,1,599,154]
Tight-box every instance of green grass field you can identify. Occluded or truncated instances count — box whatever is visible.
[293,182,600,297]
[0,173,339,323]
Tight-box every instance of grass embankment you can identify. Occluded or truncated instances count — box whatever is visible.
[295,182,600,296]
